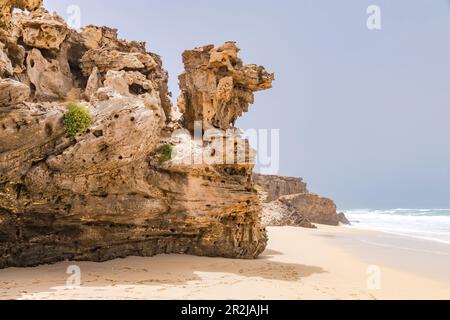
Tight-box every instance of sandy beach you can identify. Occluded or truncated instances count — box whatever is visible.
[0,225,449,300]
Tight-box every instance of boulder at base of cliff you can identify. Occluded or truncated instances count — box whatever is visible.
[253,174,308,203]
[278,193,345,226]
[337,212,351,225]
[261,199,316,229]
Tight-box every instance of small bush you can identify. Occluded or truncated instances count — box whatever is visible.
[157,144,173,163]
[63,103,93,139]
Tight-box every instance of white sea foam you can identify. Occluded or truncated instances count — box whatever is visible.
[344,209,450,245]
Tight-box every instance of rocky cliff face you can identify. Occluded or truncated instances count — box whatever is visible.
[0,2,272,268]
[259,199,316,229]
[277,194,345,226]
[255,174,349,227]
[253,174,308,202]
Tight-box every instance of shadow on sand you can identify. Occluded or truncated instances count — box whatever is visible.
[0,250,327,298]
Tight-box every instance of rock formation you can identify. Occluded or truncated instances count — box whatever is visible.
[0,0,42,31]
[0,3,272,268]
[254,174,349,227]
[253,174,308,202]
[0,78,30,106]
[277,194,346,226]
[260,198,316,229]
[178,42,274,132]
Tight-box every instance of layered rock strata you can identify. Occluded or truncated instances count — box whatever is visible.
[0,2,272,268]
[253,174,308,202]
[254,174,349,227]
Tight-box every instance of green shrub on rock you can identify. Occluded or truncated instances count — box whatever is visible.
[63,103,93,139]
[156,144,173,163]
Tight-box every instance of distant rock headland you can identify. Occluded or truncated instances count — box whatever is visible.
[253,174,350,228]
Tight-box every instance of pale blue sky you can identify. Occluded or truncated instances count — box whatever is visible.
[45,0,450,209]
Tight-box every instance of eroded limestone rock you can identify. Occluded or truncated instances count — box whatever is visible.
[261,199,316,229]
[0,40,26,75]
[178,42,274,132]
[26,48,73,100]
[256,174,350,227]
[81,25,146,52]
[278,193,343,226]
[0,42,13,76]
[0,1,42,77]
[84,66,100,100]
[0,0,42,31]
[0,78,30,106]
[80,49,158,76]
[0,4,271,268]
[103,70,154,96]
[79,27,171,118]
[15,8,68,50]
[253,174,308,203]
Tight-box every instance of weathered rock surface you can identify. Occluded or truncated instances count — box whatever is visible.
[0,0,42,31]
[80,49,158,76]
[0,42,13,76]
[253,174,308,202]
[261,199,316,229]
[278,193,344,226]
[337,212,350,225]
[79,25,172,119]
[16,7,69,50]
[0,3,270,268]
[26,48,73,100]
[255,174,350,227]
[0,78,30,106]
[178,42,274,132]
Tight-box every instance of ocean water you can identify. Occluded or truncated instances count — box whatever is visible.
[344,209,450,245]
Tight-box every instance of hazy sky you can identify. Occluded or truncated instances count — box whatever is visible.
[45,0,450,209]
